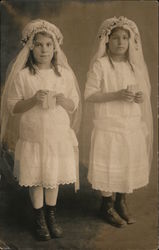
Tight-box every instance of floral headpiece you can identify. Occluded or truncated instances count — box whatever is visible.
[21,19,63,46]
[98,16,140,49]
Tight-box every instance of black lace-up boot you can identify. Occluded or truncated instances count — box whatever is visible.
[46,205,63,238]
[114,193,136,224]
[34,207,51,241]
[100,196,126,228]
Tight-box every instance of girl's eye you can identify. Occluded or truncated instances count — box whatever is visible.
[35,43,41,47]
[47,43,52,47]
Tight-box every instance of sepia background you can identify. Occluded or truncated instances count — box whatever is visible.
[0,1,158,249]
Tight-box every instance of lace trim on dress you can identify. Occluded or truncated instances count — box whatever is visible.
[14,176,76,189]
[88,179,149,194]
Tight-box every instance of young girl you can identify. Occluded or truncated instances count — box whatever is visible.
[1,19,81,240]
[84,16,153,227]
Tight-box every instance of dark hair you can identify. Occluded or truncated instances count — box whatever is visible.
[25,31,61,76]
[106,27,134,71]
[109,27,130,38]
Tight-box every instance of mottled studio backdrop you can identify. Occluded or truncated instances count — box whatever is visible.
[0,1,158,249]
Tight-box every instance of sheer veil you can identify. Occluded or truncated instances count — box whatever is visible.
[82,16,153,173]
[1,19,82,190]
[1,19,81,145]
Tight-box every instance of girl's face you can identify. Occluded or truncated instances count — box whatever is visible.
[108,28,129,58]
[32,33,54,68]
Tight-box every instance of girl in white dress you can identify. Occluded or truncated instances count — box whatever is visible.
[1,19,81,240]
[84,16,153,227]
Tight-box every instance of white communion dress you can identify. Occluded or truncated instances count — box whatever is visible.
[7,66,79,188]
[84,57,149,193]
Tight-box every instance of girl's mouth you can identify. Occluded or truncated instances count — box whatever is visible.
[40,55,49,57]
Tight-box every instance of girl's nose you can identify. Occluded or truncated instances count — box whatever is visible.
[118,38,122,45]
[41,45,47,52]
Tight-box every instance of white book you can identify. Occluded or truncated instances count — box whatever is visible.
[42,91,56,109]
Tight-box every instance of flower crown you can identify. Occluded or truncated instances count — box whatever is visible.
[21,19,63,46]
[98,16,140,48]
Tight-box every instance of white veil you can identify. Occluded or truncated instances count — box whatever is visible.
[1,19,81,145]
[1,19,82,190]
[83,16,153,173]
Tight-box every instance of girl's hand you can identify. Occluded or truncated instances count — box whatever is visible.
[13,91,49,113]
[116,89,135,102]
[56,93,75,112]
[56,93,66,106]
[33,90,49,104]
[134,91,144,103]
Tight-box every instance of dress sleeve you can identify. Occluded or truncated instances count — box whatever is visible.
[84,60,103,100]
[7,72,24,115]
[65,69,79,113]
